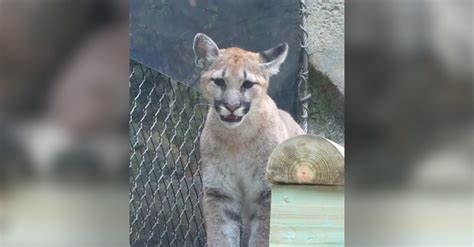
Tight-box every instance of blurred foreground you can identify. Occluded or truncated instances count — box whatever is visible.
[0,0,128,246]
[346,1,472,246]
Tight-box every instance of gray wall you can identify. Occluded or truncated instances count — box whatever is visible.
[306,0,344,144]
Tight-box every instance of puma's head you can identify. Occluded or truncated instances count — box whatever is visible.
[193,33,288,128]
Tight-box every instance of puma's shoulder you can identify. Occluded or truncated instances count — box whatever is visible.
[278,109,305,137]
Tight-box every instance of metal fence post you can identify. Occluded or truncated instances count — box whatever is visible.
[298,0,311,133]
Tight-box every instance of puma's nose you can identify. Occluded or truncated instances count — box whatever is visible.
[224,102,240,112]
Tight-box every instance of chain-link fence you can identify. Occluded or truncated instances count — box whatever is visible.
[129,60,208,246]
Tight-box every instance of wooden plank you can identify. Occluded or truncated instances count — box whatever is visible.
[269,185,344,246]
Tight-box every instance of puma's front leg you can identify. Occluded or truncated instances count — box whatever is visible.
[203,187,241,247]
[248,189,271,247]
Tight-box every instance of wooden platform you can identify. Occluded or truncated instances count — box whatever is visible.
[269,185,344,246]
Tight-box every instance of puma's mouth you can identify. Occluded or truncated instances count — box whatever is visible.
[220,114,243,123]
[214,100,251,125]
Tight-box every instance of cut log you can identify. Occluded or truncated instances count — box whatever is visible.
[266,135,344,185]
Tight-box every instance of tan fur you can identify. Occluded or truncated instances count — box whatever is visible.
[194,33,303,247]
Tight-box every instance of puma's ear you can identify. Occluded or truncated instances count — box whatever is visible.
[259,43,288,75]
[193,33,219,69]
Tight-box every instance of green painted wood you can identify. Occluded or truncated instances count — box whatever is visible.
[269,185,344,246]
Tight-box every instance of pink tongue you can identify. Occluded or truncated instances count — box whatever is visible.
[225,115,238,120]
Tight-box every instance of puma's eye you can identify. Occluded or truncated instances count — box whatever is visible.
[212,78,226,87]
[242,80,254,89]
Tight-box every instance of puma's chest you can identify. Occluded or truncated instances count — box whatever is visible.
[215,154,269,201]
[202,139,274,194]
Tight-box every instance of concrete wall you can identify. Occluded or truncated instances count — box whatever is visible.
[307,0,344,93]
[305,0,344,144]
